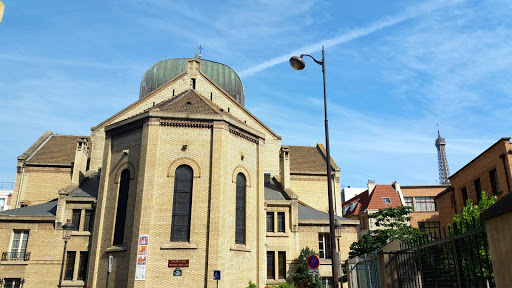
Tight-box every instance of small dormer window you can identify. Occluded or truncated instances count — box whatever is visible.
[382,197,392,204]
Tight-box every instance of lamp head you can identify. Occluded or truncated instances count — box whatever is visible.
[62,222,74,231]
[289,56,305,70]
[62,222,74,239]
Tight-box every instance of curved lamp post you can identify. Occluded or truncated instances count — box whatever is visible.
[58,222,74,288]
[290,46,339,288]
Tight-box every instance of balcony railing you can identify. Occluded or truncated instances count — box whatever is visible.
[0,182,14,190]
[1,252,30,261]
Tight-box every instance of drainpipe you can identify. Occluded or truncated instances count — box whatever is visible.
[499,153,511,193]
[15,164,26,209]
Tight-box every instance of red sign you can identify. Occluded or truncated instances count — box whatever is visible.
[168,259,189,268]
[307,255,320,269]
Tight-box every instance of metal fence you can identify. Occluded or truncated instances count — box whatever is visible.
[0,182,14,190]
[348,252,382,288]
[394,218,495,288]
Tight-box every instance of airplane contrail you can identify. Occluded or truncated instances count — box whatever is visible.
[239,0,463,78]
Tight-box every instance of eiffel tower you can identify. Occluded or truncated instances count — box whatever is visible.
[435,125,451,185]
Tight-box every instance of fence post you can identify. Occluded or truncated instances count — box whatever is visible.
[451,224,462,288]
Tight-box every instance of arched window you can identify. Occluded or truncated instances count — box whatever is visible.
[235,173,246,244]
[113,169,130,245]
[171,165,194,242]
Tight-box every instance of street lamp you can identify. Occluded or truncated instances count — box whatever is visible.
[290,46,340,288]
[58,222,74,288]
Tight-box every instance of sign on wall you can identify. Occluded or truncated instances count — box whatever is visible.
[168,259,189,267]
[135,235,149,280]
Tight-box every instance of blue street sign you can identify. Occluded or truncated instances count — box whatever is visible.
[213,270,221,280]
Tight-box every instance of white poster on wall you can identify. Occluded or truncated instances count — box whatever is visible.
[135,235,149,280]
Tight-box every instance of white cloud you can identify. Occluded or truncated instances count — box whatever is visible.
[238,0,463,78]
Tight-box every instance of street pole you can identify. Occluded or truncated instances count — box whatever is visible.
[320,45,339,288]
[289,45,339,288]
[58,238,68,288]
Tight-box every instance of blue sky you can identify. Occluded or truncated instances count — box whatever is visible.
[1,0,511,188]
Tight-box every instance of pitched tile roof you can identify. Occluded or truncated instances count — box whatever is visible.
[149,89,219,114]
[69,171,100,198]
[342,184,403,217]
[27,135,89,165]
[264,177,288,201]
[298,203,345,220]
[289,145,338,173]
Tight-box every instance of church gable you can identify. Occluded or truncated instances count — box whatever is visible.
[148,89,220,115]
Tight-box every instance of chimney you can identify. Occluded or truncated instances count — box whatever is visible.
[392,181,406,205]
[71,138,89,184]
[367,180,376,195]
[264,173,271,184]
[280,146,291,189]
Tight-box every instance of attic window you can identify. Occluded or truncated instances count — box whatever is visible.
[382,197,392,204]
[191,78,196,89]
[186,101,192,105]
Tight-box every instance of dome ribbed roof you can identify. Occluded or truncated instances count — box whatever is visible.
[139,58,245,106]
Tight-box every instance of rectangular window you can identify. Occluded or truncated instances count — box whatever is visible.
[3,278,22,288]
[278,251,286,279]
[10,231,29,260]
[360,216,366,230]
[84,210,94,232]
[277,212,285,232]
[321,277,334,288]
[419,222,441,237]
[77,251,89,281]
[318,233,332,259]
[489,169,500,195]
[64,251,76,280]
[461,187,468,206]
[267,251,275,279]
[266,212,274,232]
[415,197,436,211]
[72,209,81,231]
[0,198,5,210]
[404,197,414,210]
[382,197,391,204]
[474,178,482,203]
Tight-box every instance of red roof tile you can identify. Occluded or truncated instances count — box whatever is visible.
[342,184,403,217]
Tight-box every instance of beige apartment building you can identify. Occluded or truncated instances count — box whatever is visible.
[0,56,357,288]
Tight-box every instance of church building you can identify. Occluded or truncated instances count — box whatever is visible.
[0,56,358,288]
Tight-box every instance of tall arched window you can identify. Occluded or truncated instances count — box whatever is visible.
[171,165,193,242]
[113,169,130,245]
[235,173,246,244]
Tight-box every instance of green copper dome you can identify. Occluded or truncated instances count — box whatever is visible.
[139,58,245,106]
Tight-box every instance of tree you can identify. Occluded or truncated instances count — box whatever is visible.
[348,206,424,259]
[292,247,322,288]
[453,191,497,232]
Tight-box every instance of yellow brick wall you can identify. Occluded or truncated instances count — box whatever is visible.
[12,167,71,208]
[293,224,358,285]
[290,175,342,215]
[91,118,265,288]
[265,205,299,284]
[0,219,91,288]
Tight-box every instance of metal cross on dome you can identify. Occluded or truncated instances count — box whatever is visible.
[198,43,203,59]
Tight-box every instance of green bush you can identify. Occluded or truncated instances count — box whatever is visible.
[246,280,257,288]
[268,283,294,288]
[292,247,322,288]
